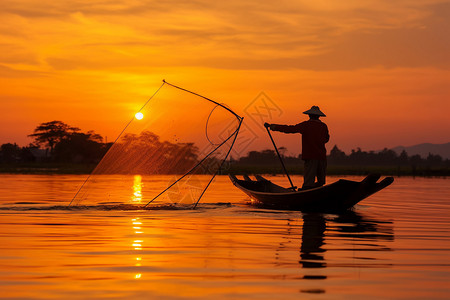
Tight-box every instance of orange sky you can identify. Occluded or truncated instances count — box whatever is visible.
[1,0,449,154]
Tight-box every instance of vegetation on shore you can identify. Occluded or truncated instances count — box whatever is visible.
[1,161,447,177]
[225,147,449,177]
[1,120,448,176]
[226,163,448,177]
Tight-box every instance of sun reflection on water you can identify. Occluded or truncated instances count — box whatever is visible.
[132,217,144,279]
[132,175,142,203]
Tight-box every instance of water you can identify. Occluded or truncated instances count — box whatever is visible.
[0,174,449,299]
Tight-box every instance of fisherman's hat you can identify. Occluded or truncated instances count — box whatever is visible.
[303,105,326,117]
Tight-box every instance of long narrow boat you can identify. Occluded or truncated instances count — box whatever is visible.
[229,174,394,212]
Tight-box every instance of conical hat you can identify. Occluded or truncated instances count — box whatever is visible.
[303,105,326,117]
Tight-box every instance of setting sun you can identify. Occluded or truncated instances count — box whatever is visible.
[135,112,144,120]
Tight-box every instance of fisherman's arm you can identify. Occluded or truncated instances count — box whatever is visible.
[264,122,302,133]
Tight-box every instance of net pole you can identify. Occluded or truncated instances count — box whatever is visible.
[265,126,296,190]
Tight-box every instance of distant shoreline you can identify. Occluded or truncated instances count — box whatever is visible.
[0,163,97,175]
[0,163,447,177]
[227,164,448,177]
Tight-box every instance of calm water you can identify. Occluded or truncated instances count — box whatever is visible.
[0,174,449,299]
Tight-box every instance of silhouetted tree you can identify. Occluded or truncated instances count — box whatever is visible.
[0,143,36,163]
[0,143,20,163]
[349,148,365,165]
[109,131,199,174]
[28,121,80,155]
[410,154,423,170]
[53,131,105,163]
[398,150,409,166]
[329,145,347,164]
[241,149,277,164]
[426,153,443,166]
[278,146,287,157]
[376,148,397,165]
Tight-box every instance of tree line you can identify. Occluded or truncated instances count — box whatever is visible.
[0,121,201,174]
[237,145,448,168]
[0,121,110,164]
[1,121,448,173]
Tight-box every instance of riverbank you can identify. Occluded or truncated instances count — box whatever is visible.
[0,163,97,174]
[1,162,448,177]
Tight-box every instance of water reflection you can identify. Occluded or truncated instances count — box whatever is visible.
[298,211,394,293]
[1,175,448,300]
[300,214,327,272]
[131,217,144,279]
[132,175,142,203]
[131,175,144,278]
[329,212,395,242]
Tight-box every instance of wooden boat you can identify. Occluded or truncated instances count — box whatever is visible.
[229,173,394,212]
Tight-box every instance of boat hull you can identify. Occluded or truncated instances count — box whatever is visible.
[229,174,394,212]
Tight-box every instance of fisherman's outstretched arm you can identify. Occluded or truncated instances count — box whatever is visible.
[265,123,302,134]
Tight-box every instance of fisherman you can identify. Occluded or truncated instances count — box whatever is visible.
[265,106,330,189]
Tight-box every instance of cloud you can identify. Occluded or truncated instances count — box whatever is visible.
[1,0,449,73]
[280,2,450,70]
[0,43,39,66]
[0,64,46,78]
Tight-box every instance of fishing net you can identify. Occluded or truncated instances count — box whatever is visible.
[70,81,242,208]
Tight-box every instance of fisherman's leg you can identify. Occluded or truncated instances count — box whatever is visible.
[316,159,327,186]
[303,160,317,189]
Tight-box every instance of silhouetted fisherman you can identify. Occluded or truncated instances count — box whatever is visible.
[265,106,330,189]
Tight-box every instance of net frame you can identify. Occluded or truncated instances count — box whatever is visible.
[69,80,243,208]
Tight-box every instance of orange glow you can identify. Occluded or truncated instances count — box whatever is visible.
[0,1,448,154]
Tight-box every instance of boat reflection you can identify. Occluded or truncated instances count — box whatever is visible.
[300,214,327,271]
[298,211,394,283]
[328,211,395,242]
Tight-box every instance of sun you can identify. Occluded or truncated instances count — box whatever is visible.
[135,112,144,120]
